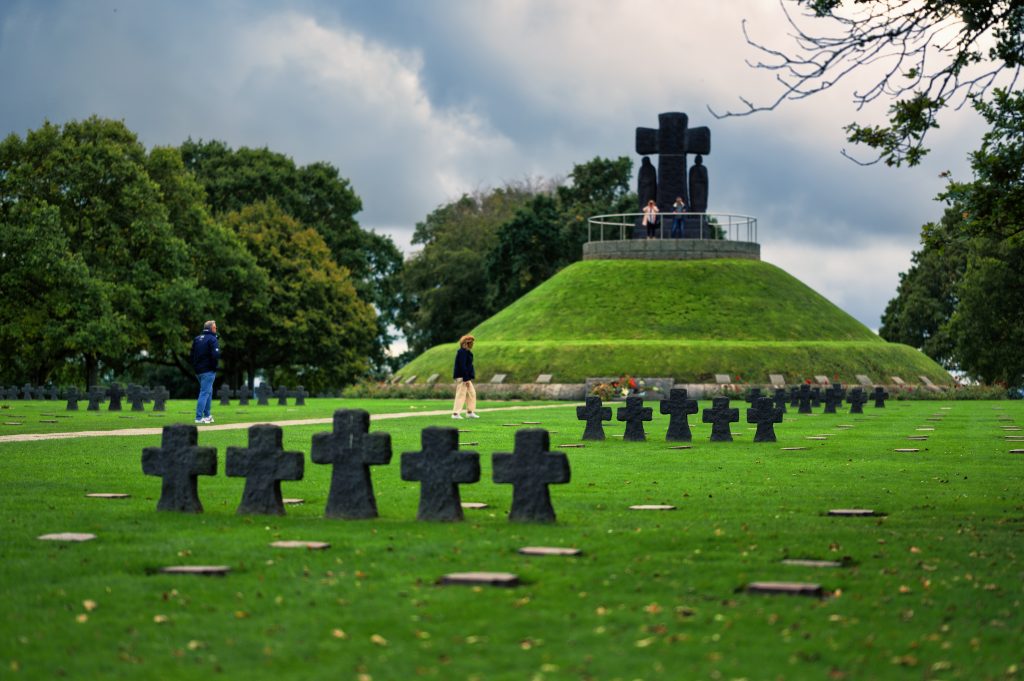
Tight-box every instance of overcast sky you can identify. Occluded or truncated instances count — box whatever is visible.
[0,0,994,333]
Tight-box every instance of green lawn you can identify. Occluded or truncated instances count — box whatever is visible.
[1,398,1021,680]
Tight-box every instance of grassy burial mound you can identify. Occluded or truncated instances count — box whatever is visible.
[397,259,952,386]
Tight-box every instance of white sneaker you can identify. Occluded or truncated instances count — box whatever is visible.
[451,413,463,419]
[194,419,205,424]
[203,416,214,424]
[466,412,480,419]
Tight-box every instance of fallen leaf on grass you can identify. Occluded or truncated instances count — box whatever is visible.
[331,629,347,639]
[370,634,388,646]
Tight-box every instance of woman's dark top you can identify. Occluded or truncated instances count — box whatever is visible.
[453,348,475,381]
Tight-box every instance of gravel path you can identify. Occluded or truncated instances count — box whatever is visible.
[0,403,575,443]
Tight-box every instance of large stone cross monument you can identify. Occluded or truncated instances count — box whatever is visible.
[636,112,711,214]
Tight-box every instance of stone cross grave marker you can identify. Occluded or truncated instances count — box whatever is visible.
[142,424,217,513]
[789,386,800,407]
[107,383,124,411]
[702,396,739,442]
[617,396,653,441]
[152,386,169,412]
[4,386,18,400]
[772,388,788,413]
[45,385,59,400]
[311,409,393,519]
[871,386,889,408]
[225,424,304,515]
[748,396,785,442]
[275,385,289,406]
[822,386,842,414]
[218,384,233,406]
[236,384,251,406]
[21,383,35,400]
[744,387,763,405]
[660,388,698,442]
[401,427,480,522]
[65,386,80,411]
[797,384,813,413]
[127,384,146,412]
[847,387,868,414]
[636,111,711,215]
[810,387,822,409]
[86,386,105,411]
[493,429,570,523]
[293,385,308,406]
[255,383,271,406]
[576,396,612,440]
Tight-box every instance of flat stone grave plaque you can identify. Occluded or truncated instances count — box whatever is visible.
[907,436,928,441]
[1001,426,1022,431]
[37,533,96,542]
[502,423,518,427]
[283,498,304,505]
[780,559,843,568]
[439,572,519,587]
[828,509,877,516]
[86,493,130,499]
[835,424,854,429]
[521,421,541,425]
[714,374,731,384]
[535,374,553,384]
[855,374,874,386]
[769,374,786,387]
[813,375,830,385]
[926,417,943,422]
[39,419,57,423]
[270,541,330,550]
[891,376,906,385]
[489,374,507,384]
[403,375,418,385]
[668,445,692,450]
[629,504,676,511]
[518,547,582,557]
[806,436,828,440]
[746,581,824,597]
[557,444,585,448]
[159,565,230,576]
[894,448,920,452]
[461,502,488,509]
[4,422,23,426]
[781,447,808,451]
[425,373,440,385]
[1010,449,1024,454]
[1005,435,1024,440]
[916,427,935,431]
[460,441,480,447]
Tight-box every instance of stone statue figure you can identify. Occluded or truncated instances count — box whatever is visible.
[637,156,657,209]
[688,154,708,213]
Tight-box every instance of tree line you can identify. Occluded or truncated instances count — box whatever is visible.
[0,116,635,394]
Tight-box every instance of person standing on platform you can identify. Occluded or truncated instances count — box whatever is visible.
[642,199,660,239]
[451,334,478,419]
[670,196,687,238]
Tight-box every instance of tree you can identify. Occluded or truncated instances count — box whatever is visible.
[556,156,635,253]
[222,201,376,392]
[718,1,1024,166]
[180,140,404,372]
[0,117,212,386]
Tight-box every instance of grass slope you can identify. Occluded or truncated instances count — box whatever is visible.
[397,259,952,385]
[1,398,1021,679]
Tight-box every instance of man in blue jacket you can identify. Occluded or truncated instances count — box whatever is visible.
[190,320,220,424]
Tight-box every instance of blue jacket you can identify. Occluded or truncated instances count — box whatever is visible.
[453,348,475,381]
[190,329,220,374]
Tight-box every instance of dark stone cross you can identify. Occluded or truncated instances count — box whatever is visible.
[810,387,822,409]
[833,382,847,401]
[292,385,308,406]
[773,387,788,413]
[400,427,480,522]
[65,386,80,411]
[152,386,169,412]
[797,385,813,414]
[492,429,570,523]
[21,383,36,400]
[744,387,763,405]
[45,385,59,400]
[847,387,869,414]
[747,396,785,443]
[702,396,739,442]
[822,386,842,414]
[107,383,124,411]
[660,388,698,442]
[871,386,889,408]
[255,383,271,406]
[141,424,218,513]
[127,384,145,412]
[237,384,251,406]
[616,396,653,441]
[576,396,612,440]
[218,383,233,406]
[4,386,18,400]
[311,409,393,519]
[275,385,289,406]
[789,386,800,408]
[636,112,711,214]
[86,385,105,411]
[225,424,305,515]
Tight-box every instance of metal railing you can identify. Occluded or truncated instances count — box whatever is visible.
[587,212,758,243]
